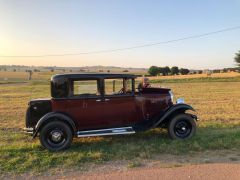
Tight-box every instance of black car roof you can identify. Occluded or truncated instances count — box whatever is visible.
[51,73,137,80]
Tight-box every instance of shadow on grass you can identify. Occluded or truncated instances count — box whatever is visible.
[0,126,240,174]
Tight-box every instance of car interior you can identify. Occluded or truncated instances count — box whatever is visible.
[69,78,134,97]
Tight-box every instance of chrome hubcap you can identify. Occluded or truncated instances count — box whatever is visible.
[174,120,192,138]
[51,131,62,142]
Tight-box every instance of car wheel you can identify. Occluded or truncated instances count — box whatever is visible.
[40,121,73,151]
[168,114,196,139]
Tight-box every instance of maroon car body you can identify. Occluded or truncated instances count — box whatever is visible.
[25,74,197,151]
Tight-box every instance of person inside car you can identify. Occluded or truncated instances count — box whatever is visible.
[138,77,151,91]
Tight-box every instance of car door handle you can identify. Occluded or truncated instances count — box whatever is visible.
[104,99,110,101]
[96,99,102,102]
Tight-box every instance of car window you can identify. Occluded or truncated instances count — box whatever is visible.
[125,79,133,93]
[73,80,99,97]
[105,78,133,96]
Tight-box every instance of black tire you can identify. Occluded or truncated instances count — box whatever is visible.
[39,121,73,151]
[168,114,196,139]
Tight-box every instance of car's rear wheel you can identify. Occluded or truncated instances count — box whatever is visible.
[168,114,196,139]
[40,121,73,151]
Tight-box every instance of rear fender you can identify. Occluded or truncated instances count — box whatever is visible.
[33,112,77,138]
[152,104,196,128]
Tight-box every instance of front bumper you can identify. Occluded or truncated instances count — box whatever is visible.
[191,114,199,121]
[23,127,34,135]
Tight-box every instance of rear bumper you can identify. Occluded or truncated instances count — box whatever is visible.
[23,127,34,135]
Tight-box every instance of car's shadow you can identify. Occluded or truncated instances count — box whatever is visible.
[58,126,240,156]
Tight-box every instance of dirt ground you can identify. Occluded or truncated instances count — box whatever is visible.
[55,150,240,180]
[60,163,240,180]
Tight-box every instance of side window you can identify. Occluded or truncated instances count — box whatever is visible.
[105,78,133,96]
[125,79,133,93]
[105,79,123,95]
[73,80,100,97]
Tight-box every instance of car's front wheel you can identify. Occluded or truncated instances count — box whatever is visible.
[39,121,73,151]
[168,114,196,139]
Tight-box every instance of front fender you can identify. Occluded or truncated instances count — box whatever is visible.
[33,112,77,138]
[152,103,195,128]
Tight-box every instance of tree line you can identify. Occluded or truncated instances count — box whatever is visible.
[148,66,191,76]
[148,50,240,76]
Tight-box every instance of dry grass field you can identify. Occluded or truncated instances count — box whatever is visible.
[1,71,239,84]
[146,72,240,80]
[0,72,240,175]
[1,81,239,129]
[0,71,56,83]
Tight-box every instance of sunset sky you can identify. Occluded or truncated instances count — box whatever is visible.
[1,0,240,69]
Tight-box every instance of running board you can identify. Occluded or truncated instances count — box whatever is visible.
[77,127,135,137]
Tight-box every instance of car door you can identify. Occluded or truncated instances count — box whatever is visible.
[67,79,107,130]
[102,78,142,128]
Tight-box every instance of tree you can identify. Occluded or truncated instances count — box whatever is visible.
[34,69,40,72]
[160,66,171,76]
[235,50,240,68]
[213,69,220,73]
[171,66,179,75]
[164,66,171,75]
[158,67,163,75]
[179,68,190,75]
[222,68,228,73]
[148,66,159,76]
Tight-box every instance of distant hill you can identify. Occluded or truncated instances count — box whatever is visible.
[1,65,238,75]
[0,65,148,75]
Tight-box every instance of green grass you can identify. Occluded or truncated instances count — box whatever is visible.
[0,126,240,174]
[0,76,240,175]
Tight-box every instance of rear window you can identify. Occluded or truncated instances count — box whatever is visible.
[73,80,100,97]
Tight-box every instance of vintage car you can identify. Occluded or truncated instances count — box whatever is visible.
[24,74,198,151]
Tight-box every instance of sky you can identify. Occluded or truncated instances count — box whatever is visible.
[0,0,240,69]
